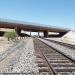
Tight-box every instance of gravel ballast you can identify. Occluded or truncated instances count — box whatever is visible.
[39,38,75,61]
[12,38,39,74]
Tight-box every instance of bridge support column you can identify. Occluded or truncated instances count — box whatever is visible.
[30,32,31,36]
[38,32,40,37]
[43,31,48,37]
[15,27,21,36]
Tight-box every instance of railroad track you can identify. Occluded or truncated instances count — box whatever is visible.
[33,38,75,75]
[46,39,75,49]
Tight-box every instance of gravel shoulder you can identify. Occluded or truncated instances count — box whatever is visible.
[0,38,39,74]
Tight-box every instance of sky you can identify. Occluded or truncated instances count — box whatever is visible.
[0,0,75,30]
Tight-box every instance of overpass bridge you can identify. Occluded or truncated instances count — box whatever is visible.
[0,19,69,37]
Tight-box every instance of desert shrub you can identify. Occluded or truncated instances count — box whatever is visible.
[4,31,18,41]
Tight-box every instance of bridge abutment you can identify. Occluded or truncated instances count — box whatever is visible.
[43,31,48,37]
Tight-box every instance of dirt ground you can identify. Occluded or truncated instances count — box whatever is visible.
[0,37,14,53]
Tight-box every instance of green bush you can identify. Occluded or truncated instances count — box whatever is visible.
[4,31,18,41]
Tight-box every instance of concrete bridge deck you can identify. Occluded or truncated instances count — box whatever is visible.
[0,18,70,37]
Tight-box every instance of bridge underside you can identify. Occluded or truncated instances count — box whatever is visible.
[0,21,69,37]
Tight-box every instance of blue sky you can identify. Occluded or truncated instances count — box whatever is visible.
[0,0,75,30]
